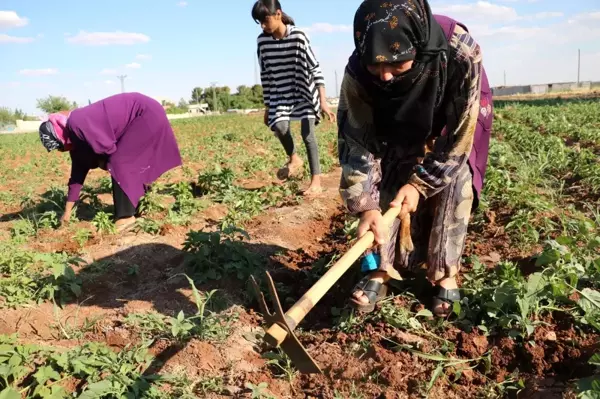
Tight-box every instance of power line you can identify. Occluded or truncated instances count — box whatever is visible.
[117,75,127,93]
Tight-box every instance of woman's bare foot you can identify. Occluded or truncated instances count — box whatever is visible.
[277,154,304,180]
[302,175,323,197]
[115,216,136,232]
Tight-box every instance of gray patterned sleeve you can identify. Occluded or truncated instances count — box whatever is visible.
[338,72,382,215]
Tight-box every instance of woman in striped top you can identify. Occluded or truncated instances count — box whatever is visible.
[252,0,336,196]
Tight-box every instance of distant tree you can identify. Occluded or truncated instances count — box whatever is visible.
[36,95,74,113]
[178,98,188,109]
[0,107,32,125]
[13,108,26,120]
[0,107,14,125]
[203,86,231,111]
[189,84,264,111]
[251,84,263,99]
[237,85,251,97]
[191,87,203,104]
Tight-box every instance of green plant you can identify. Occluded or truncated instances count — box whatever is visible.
[134,218,162,235]
[245,382,275,399]
[138,186,165,216]
[0,334,165,398]
[183,227,265,283]
[10,218,36,242]
[73,229,93,248]
[170,181,202,216]
[197,166,235,201]
[576,353,600,398]
[263,349,297,384]
[37,211,60,230]
[0,246,83,308]
[124,275,231,343]
[92,211,116,234]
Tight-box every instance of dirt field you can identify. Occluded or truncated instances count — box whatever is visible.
[0,98,599,398]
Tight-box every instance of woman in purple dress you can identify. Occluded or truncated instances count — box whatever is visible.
[338,0,493,317]
[39,92,182,232]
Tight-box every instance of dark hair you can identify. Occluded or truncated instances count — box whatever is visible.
[251,0,295,26]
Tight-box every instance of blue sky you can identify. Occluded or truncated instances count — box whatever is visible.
[1,0,599,114]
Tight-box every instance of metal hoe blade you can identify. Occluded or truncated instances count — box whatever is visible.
[250,272,322,374]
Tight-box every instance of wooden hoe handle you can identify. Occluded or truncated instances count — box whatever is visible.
[264,206,403,347]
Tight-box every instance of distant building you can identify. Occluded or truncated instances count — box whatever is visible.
[188,103,209,114]
[151,96,176,108]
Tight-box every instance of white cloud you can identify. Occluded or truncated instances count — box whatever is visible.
[67,31,150,46]
[105,80,115,85]
[567,12,600,24]
[0,11,28,29]
[468,24,545,38]
[100,68,117,75]
[0,81,21,88]
[432,1,518,23]
[27,82,55,89]
[125,62,141,69]
[534,12,564,19]
[177,1,188,7]
[301,23,352,34]
[19,68,58,76]
[136,54,152,60]
[0,34,34,43]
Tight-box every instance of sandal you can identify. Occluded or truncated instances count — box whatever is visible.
[432,287,461,318]
[349,275,388,313]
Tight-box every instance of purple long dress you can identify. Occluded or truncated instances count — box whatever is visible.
[66,92,182,207]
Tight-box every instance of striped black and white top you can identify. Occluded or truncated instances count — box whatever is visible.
[257,25,326,127]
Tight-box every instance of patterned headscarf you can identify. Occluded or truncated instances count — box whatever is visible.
[39,112,70,152]
[348,0,449,145]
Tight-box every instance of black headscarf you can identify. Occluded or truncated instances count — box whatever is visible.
[348,0,448,145]
[39,120,64,152]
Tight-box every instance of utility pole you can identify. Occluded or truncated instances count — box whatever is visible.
[117,75,127,93]
[577,49,581,87]
[335,70,339,98]
[210,81,218,113]
[503,70,506,87]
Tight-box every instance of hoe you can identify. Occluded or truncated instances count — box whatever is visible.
[250,206,410,374]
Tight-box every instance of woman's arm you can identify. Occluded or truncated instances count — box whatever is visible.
[63,157,90,222]
[338,72,382,215]
[302,34,336,122]
[304,38,325,89]
[408,29,483,199]
[257,46,271,109]
[257,44,272,126]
